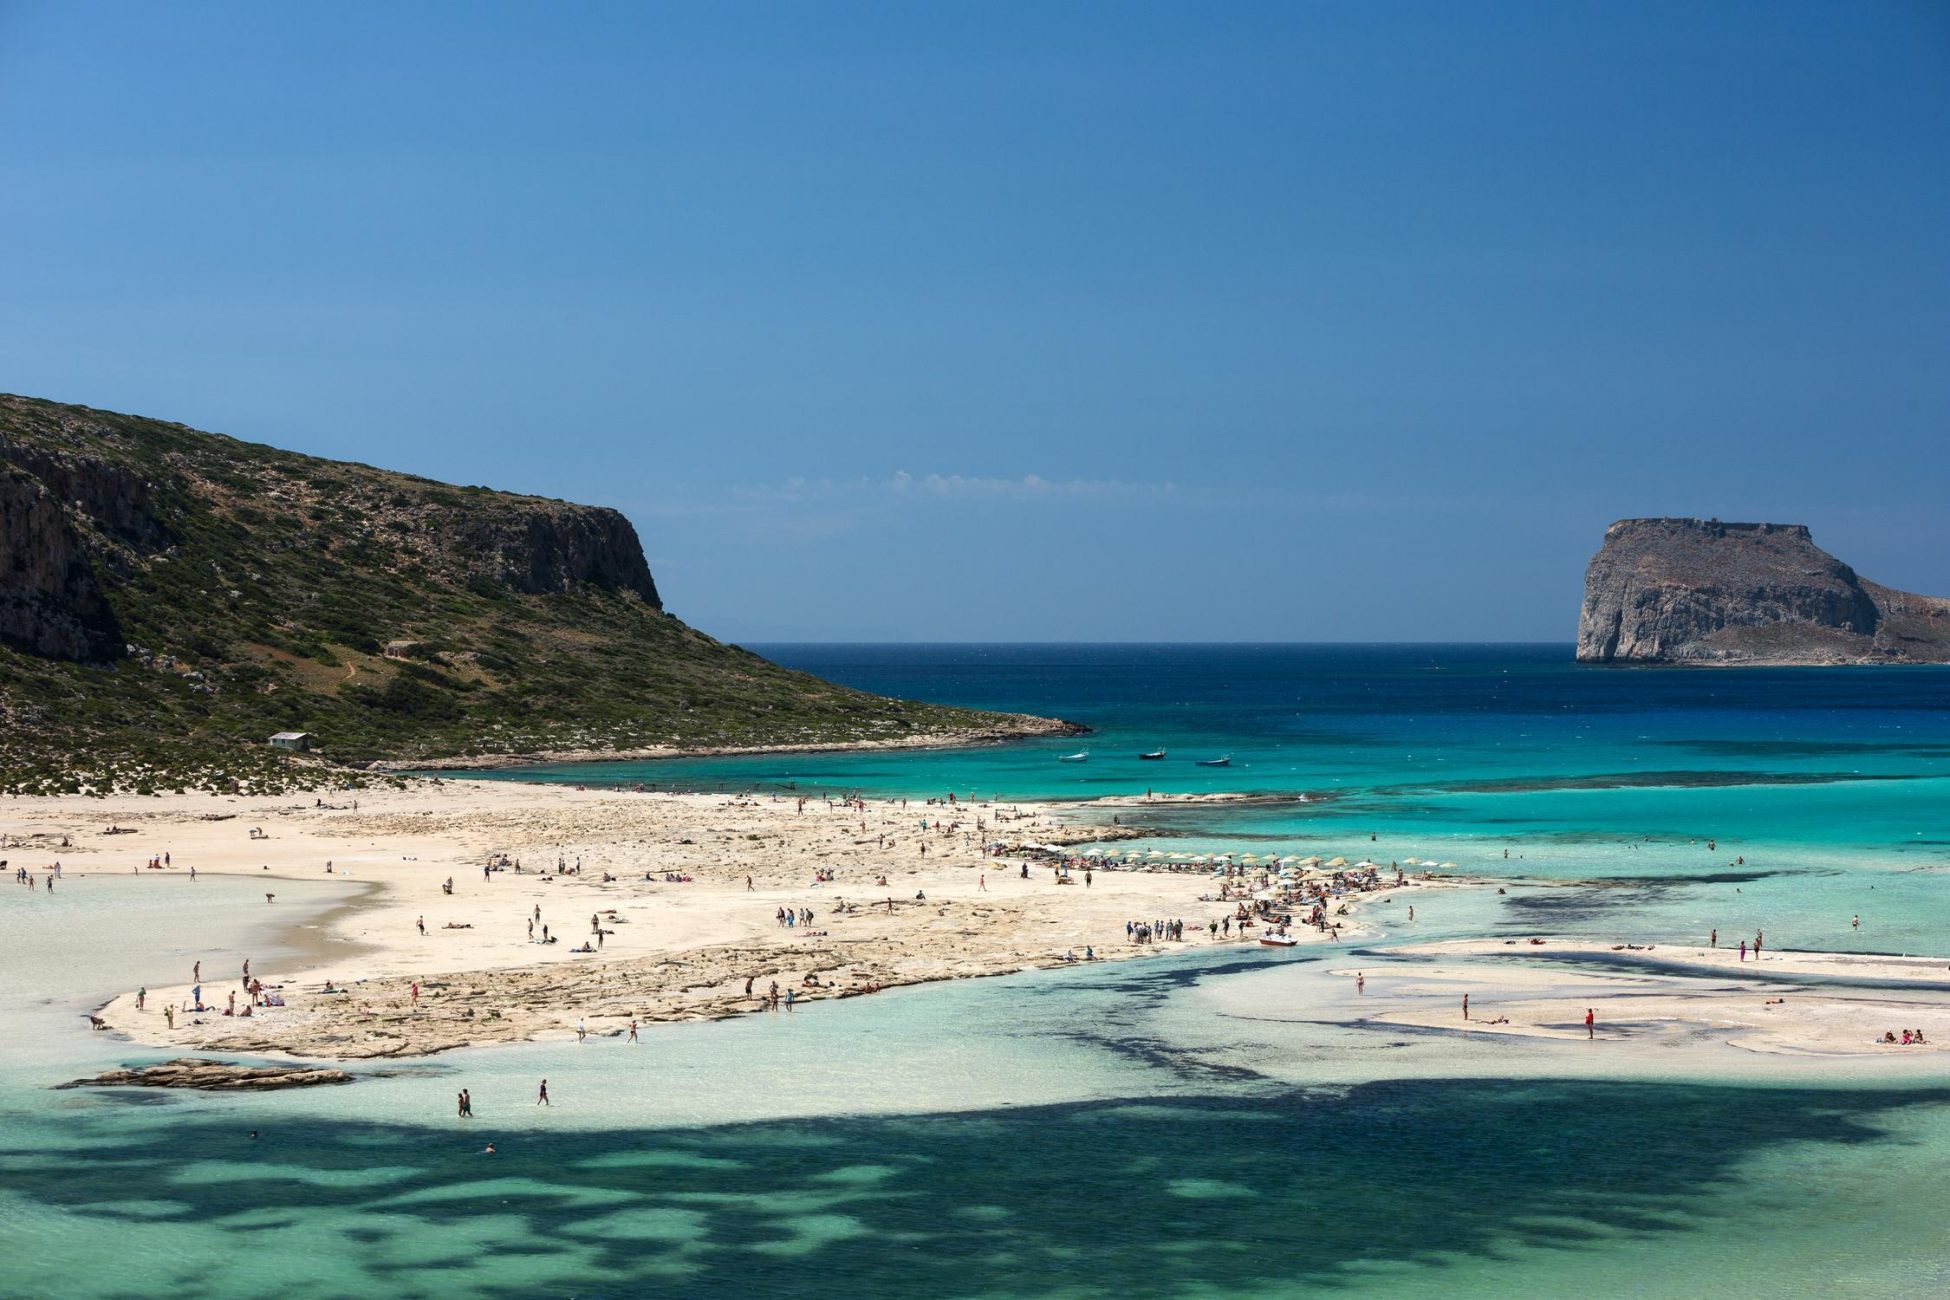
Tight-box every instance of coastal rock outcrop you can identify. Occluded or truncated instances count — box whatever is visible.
[1576,518,1950,665]
[453,502,660,605]
[60,1057,353,1090]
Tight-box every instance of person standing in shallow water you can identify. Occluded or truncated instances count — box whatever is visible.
[537,1079,549,1106]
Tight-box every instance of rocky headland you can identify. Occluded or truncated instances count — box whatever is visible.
[0,393,1070,792]
[1576,517,1950,666]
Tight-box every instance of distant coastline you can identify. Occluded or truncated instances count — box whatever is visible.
[376,712,1087,772]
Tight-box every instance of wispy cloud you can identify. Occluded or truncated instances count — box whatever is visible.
[734,471,1180,505]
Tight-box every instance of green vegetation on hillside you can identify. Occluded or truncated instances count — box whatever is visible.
[0,395,1056,794]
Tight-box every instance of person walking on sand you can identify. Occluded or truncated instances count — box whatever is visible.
[537,1079,550,1106]
[411,982,420,1007]
[576,1018,586,1043]
[1739,939,1747,962]
[628,1019,639,1043]
[1462,994,1469,1020]
[1356,972,1365,994]
[1585,1008,1595,1040]
[418,916,426,936]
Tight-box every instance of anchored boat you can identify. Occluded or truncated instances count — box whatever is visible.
[1138,749,1167,761]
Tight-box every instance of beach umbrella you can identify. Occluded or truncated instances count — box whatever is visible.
[1302,855,1324,866]
[1327,856,1348,867]
[1240,854,1259,863]
[1440,861,1457,869]
[1402,858,1421,866]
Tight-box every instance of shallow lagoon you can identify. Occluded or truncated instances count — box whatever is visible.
[10,646,1950,1296]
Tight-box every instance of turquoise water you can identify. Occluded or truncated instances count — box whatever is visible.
[10,645,1950,1296]
[493,645,1950,955]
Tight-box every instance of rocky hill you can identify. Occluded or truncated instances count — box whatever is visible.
[1576,518,1950,665]
[0,394,1069,793]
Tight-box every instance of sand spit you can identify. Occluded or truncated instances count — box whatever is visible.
[1,781,1376,1060]
[373,715,1086,772]
[1352,938,1950,1057]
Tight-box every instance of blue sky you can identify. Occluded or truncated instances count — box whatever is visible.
[2,2,1945,641]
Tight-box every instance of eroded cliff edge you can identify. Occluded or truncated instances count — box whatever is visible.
[1577,518,1950,665]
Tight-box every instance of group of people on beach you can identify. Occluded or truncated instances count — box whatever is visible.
[13,863,59,890]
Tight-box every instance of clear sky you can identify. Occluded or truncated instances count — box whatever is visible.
[2,2,1945,642]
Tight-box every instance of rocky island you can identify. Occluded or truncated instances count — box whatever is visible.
[1576,517,1950,665]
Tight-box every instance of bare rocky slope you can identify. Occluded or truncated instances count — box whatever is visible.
[0,393,1071,792]
[1576,518,1950,665]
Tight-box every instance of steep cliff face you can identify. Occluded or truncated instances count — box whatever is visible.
[455,503,660,605]
[0,464,123,661]
[1577,518,1950,665]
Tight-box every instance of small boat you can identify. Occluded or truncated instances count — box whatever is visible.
[1059,750,1090,763]
[1195,755,1231,767]
[1258,931,1299,948]
[1138,749,1167,761]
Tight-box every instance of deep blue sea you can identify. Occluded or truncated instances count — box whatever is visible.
[9,645,1950,1297]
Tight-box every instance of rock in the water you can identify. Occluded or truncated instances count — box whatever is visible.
[1577,518,1950,665]
[60,1057,353,1091]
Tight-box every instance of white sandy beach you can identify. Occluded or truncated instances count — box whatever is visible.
[1347,937,1950,1057]
[5,780,1372,1060]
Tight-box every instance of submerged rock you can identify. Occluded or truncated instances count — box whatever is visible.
[60,1057,353,1091]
